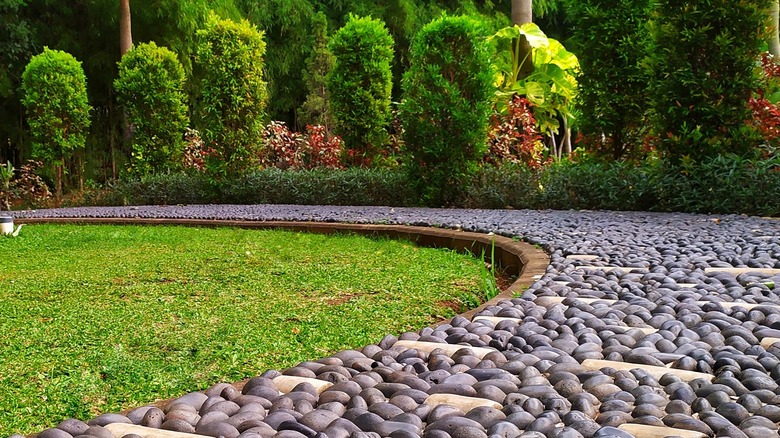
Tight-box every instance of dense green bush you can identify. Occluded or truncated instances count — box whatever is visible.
[563,0,651,160]
[195,13,267,174]
[21,47,91,199]
[114,42,189,175]
[646,0,773,161]
[327,15,394,166]
[298,11,335,132]
[400,15,494,206]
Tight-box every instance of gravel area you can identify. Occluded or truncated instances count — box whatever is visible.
[9,205,780,438]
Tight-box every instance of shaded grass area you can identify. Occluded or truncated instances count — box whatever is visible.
[0,225,492,436]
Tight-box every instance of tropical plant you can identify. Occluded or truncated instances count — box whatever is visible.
[489,22,579,159]
[21,47,91,200]
[114,42,189,175]
[327,15,394,166]
[195,13,267,174]
[486,95,545,168]
[401,15,494,206]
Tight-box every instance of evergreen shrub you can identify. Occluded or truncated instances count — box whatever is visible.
[327,15,394,166]
[20,47,91,199]
[114,42,189,174]
[195,13,267,174]
[400,15,494,206]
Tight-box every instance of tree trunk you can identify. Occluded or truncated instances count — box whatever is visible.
[119,0,132,56]
[771,0,780,58]
[512,0,534,79]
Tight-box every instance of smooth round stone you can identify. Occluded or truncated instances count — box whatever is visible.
[756,404,780,422]
[505,412,535,430]
[426,417,486,436]
[369,402,405,420]
[161,418,197,433]
[374,421,422,438]
[201,396,228,414]
[276,420,317,438]
[299,409,340,432]
[198,411,230,428]
[57,419,90,436]
[465,406,506,429]
[592,426,634,438]
[87,414,133,426]
[739,416,778,430]
[273,431,308,438]
[196,421,241,438]
[487,421,522,438]
[83,426,113,438]
[140,407,165,428]
[427,383,478,397]
[595,411,632,427]
[353,412,385,432]
[742,426,779,438]
[666,418,712,435]
[323,418,362,438]
[427,405,466,423]
[716,402,750,425]
[633,403,664,418]
[664,399,691,415]
[125,406,156,424]
[264,411,298,429]
[38,428,73,438]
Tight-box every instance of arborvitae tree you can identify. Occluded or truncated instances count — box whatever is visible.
[327,14,394,166]
[195,13,267,174]
[298,11,335,133]
[563,0,651,160]
[114,42,189,174]
[647,0,774,160]
[400,15,494,206]
[21,47,91,200]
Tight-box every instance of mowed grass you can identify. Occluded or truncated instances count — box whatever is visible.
[0,224,492,435]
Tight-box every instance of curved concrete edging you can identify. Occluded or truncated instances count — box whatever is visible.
[16,217,550,326]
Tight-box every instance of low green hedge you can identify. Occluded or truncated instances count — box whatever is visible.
[73,155,780,217]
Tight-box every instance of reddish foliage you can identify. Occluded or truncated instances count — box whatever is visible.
[749,96,780,143]
[486,95,545,168]
[262,121,343,170]
[182,129,216,172]
[749,52,780,150]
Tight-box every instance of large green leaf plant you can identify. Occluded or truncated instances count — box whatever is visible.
[489,22,579,159]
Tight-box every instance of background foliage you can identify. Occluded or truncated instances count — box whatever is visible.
[114,42,189,175]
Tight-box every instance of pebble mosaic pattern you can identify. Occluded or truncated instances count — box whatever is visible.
[10,206,780,438]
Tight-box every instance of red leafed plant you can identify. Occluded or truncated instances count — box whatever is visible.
[262,121,343,170]
[749,52,780,151]
[486,95,545,168]
[182,128,216,172]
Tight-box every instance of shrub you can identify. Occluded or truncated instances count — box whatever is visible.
[459,164,539,210]
[299,11,335,133]
[261,122,343,170]
[646,0,773,160]
[400,15,494,206]
[563,0,651,160]
[114,42,189,175]
[327,15,394,166]
[195,13,267,174]
[21,47,91,199]
[486,95,545,168]
[0,160,51,210]
[182,128,216,173]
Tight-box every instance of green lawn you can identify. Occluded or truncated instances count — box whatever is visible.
[0,224,492,435]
